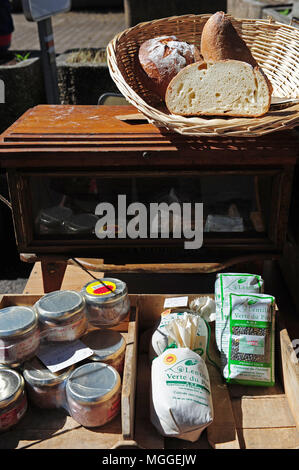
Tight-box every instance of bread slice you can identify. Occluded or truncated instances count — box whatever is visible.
[165,60,271,117]
[200,11,258,67]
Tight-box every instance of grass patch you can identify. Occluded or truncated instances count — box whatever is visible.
[66,49,107,64]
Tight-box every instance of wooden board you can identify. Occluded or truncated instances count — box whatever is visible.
[0,106,297,169]
[23,261,103,294]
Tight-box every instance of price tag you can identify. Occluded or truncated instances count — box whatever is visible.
[37,340,93,373]
[163,296,188,309]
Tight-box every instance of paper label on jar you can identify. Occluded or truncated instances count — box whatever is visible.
[0,329,40,363]
[86,281,116,296]
[0,396,27,430]
[37,339,94,373]
[42,316,87,342]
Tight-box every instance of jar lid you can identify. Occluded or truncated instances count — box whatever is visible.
[66,362,120,404]
[0,368,24,408]
[23,357,74,386]
[35,290,85,323]
[81,330,126,362]
[0,306,38,338]
[63,214,98,234]
[81,278,127,305]
[39,205,73,226]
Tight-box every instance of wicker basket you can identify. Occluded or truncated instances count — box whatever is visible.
[107,13,299,137]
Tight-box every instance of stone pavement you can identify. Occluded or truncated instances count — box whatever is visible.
[11,9,126,53]
[1,9,126,294]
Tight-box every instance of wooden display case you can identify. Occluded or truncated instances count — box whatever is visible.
[0,105,297,291]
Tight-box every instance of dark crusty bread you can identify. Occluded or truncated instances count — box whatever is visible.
[200,11,258,67]
[138,35,201,99]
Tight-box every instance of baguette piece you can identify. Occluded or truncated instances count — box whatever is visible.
[165,60,271,117]
[200,11,258,67]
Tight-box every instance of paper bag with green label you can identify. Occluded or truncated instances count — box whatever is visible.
[150,313,214,442]
[222,293,275,386]
[215,273,264,353]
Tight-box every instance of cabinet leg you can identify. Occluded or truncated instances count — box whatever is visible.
[41,259,67,293]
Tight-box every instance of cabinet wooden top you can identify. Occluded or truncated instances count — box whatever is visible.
[0,105,298,169]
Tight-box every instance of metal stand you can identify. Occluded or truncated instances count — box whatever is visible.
[37,18,60,104]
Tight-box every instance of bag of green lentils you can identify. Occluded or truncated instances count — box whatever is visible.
[222,293,276,386]
[215,273,264,353]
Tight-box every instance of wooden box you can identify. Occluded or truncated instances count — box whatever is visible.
[135,293,299,449]
[1,287,299,449]
[0,293,138,449]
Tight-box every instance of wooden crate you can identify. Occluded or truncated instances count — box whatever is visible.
[0,293,138,449]
[135,293,299,449]
[227,0,292,19]
[1,291,299,449]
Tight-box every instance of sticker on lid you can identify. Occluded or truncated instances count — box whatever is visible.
[85,281,116,296]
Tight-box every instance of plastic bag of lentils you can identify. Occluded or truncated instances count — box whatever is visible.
[222,293,276,386]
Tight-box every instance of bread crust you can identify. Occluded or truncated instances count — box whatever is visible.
[138,36,201,99]
[200,12,258,67]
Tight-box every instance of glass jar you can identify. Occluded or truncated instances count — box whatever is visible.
[81,329,126,375]
[35,290,87,342]
[23,357,74,409]
[0,367,28,432]
[63,213,99,235]
[0,306,40,365]
[81,278,130,328]
[66,362,121,427]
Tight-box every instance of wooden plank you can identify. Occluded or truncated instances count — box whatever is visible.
[1,148,297,170]
[133,353,164,449]
[121,306,138,440]
[34,256,281,275]
[23,262,104,294]
[232,395,298,429]
[240,427,299,449]
[280,325,299,431]
[206,331,240,450]
[206,364,240,449]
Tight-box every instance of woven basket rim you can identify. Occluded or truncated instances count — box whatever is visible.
[107,13,299,137]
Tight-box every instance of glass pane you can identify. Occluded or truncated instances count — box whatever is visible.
[28,173,272,240]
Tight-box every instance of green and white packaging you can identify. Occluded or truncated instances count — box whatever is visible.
[150,313,213,441]
[222,293,275,386]
[149,308,210,362]
[215,273,264,352]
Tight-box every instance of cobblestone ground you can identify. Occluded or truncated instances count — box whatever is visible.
[11,10,125,53]
[1,9,125,294]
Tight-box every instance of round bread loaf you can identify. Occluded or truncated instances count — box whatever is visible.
[138,35,201,99]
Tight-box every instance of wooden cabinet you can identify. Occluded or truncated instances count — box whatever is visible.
[0,105,297,288]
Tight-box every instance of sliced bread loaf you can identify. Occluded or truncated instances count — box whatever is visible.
[165,60,271,117]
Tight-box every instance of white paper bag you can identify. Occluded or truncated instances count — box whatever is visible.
[150,314,214,442]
